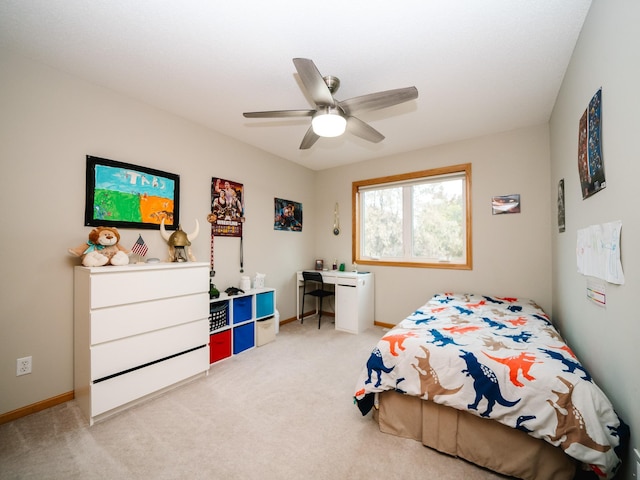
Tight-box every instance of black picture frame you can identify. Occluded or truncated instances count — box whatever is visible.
[84,155,180,230]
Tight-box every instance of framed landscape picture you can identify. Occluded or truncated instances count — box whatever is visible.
[84,155,180,230]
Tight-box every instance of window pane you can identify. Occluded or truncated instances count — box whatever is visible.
[353,163,471,269]
[362,187,403,258]
[411,178,464,261]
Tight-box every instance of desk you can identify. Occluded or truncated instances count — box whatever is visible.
[296,270,374,334]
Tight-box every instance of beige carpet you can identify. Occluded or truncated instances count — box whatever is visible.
[0,319,510,480]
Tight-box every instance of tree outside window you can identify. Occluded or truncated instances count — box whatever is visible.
[353,164,472,269]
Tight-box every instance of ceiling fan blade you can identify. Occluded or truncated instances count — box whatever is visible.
[339,86,418,116]
[299,126,320,150]
[347,117,385,143]
[293,58,335,107]
[243,109,315,118]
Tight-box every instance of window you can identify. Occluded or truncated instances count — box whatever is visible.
[352,163,472,269]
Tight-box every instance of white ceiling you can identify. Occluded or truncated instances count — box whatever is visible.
[0,1,592,171]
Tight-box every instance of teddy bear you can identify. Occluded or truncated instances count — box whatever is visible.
[69,226,131,267]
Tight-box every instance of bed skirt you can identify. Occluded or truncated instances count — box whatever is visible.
[374,390,577,480]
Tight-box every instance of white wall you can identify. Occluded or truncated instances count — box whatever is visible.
[549,1,640,477]
[0,47,556,418]
[5,39,611,474]
[314,124,553,324]
[0,50,316,415]
[4,3,636,473]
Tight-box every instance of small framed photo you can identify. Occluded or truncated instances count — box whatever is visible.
[557,179,566,232]
[315,259,324,271]
[492,194,521,215]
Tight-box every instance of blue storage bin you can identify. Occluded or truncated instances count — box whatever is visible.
[233,322,255,354]
[256,291,274,318]
[233,296,252,324]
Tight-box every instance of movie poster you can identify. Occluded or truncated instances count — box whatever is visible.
[210,178,244,237]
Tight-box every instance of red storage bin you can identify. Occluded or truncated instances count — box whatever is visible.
[209,330,231,364]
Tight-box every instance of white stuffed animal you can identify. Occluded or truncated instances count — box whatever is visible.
[69,226,131,267]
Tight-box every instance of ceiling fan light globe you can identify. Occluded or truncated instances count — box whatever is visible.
[312,112,347,137]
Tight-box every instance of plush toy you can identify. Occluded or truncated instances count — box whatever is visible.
[69,226,131,267]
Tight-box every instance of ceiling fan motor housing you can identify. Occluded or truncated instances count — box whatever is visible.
[323,75,340,95]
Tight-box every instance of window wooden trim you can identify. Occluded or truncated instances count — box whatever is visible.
[352,163,472,270]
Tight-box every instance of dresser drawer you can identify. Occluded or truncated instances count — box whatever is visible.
[91,346,208,417]
[89,264,209,308]
[91,293,208,345]
[91,319,208,381]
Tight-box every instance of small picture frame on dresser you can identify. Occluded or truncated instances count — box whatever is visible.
[315,259,324,271]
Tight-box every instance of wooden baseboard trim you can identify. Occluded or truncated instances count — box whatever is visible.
[374,321,395,329]
[0,391,74,425]
[279,316,297,326]
[281,315,392,330]
[280,311,335,325]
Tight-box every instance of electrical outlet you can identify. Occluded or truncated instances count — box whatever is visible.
[634,448,640,478]
[16,356,32,376]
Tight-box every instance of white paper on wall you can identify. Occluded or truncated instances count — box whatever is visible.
[576,220,624,284]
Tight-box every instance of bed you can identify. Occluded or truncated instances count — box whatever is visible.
[354,293,625,480]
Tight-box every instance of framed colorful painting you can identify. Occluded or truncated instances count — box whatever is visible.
[84,155,180,229]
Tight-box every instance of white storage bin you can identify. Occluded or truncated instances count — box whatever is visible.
[256,317,275,346]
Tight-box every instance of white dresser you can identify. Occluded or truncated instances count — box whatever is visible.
[73,262,210,425]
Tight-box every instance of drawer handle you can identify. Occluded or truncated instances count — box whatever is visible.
[93,344,206,384]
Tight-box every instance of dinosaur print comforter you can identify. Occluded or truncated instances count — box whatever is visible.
[354,293,624,479]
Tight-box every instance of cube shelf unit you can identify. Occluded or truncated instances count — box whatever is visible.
[208,288,276,364]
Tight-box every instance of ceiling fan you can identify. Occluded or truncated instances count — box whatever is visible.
[243,58,418,150]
